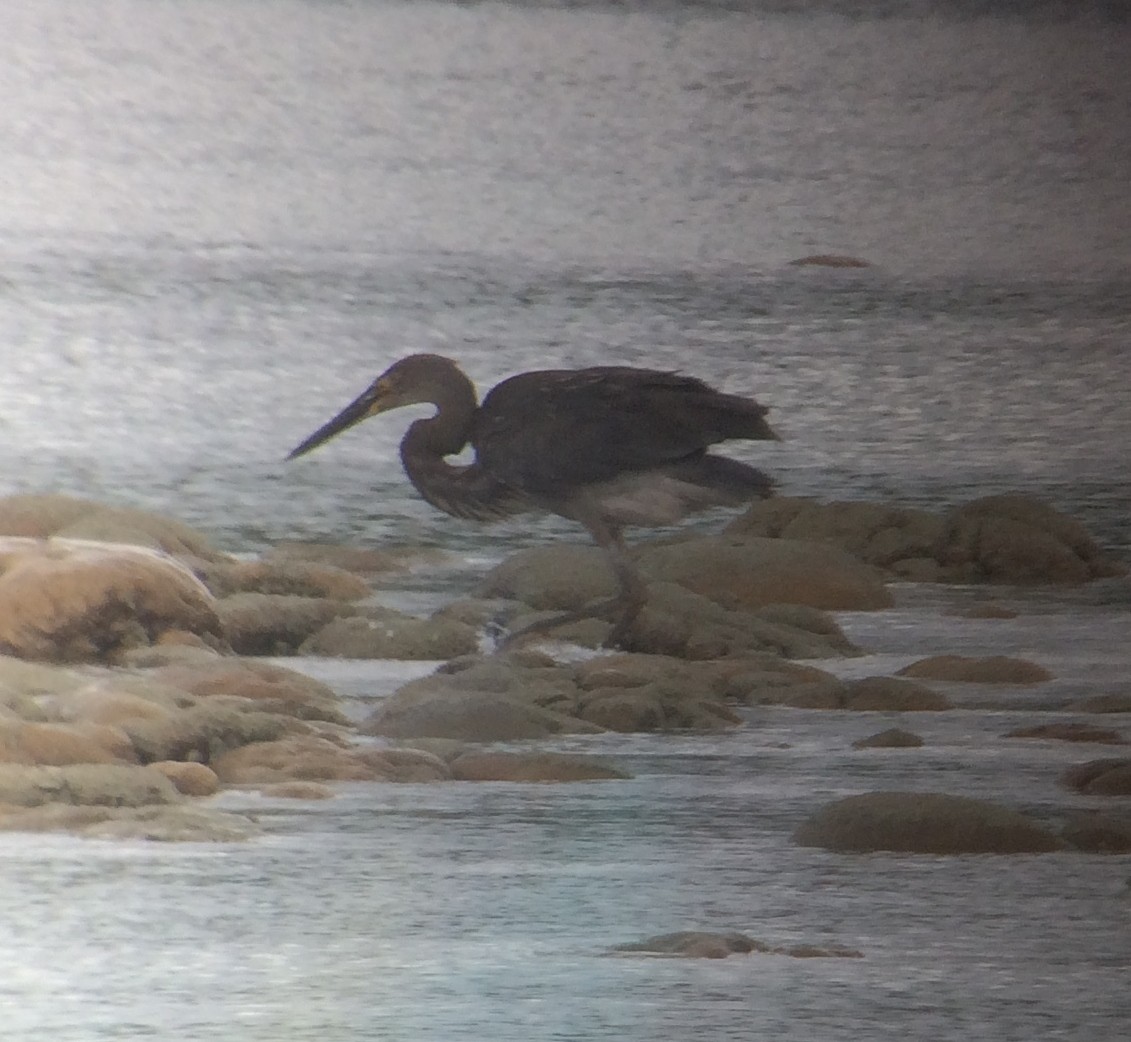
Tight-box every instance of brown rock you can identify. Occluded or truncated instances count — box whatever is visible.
[1068,693,1131,714]
[260,780,337,800]
[0,494,228,562]
[1060,758,1131,796]
[0,542,222,662]
[787,254,871,267]
[843,676,951,711]
[0,762,181,807]
[211,735,384,784]
[148,760,220,796]
[149,659,347,723]
[215,592,352,655]
[1005,721,1125,744]
[614,931,769,958]
[201,558,371,600]
[793,791,1067,854]
[1060,812,1131,853]
[123,703,287,765]
[0,720,123,765]
[299,609,479,660]
[852,728,924,749]
[449,751,629,783]
[897,655,1051,684]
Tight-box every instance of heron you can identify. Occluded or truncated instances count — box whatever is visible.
[287,353,777,647]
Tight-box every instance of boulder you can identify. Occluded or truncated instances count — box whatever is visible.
[0,762,181,807]
[842,676,951,711]
[148,760,221,796]
[793,791,1067,853]
[215,592,353,655]
[897,655,1051,684]
[942,495,1123,584]
[123,703,288,765]
[1005,722,1125,744]
[197,557,370,600]
[0,719,127,765]
[210,735,450,785]
[0,802,260,841]
[726,494,1124,584]
[0,540,222,662]
[637,536,892,611]
[852,728,924,749]
[479,536,892,618]
[0,494,229,562]
[146,659,348,723]
[1060,812,1131,853]
[1068,693,1131,714]
[363,652,751,740]
[448,751,629,783]
[1060,758,1131,796]
[299,608,479,660]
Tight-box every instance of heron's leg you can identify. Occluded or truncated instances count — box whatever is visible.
[495,522,646,651]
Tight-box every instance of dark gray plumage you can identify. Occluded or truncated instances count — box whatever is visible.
[287,353,777,647]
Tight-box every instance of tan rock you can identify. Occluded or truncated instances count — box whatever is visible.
[448,751,629,783]
[0,541,222,662]
[259,780,337,800]
[0,719,123,765]
[216,592,352,655]
[211,735,388,784]
[897,655,1051,684]
[299,609,479,660]
[0,494,228,562]
[0,763,181,807]
[200,558,371,600]
[148,659,347,723]
[148,760,220,796]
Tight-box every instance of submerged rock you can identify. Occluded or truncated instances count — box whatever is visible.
[299,608,479,660]
[613,930,864,959]
[852,727,924,749]
[897,655,1051,684]
[448,751,629,783]
[1060,758,1131,796]
[793,791,1067,854]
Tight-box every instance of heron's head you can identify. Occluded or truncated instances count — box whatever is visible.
[286,354,465,460]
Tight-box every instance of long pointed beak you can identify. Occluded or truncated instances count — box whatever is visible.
[286,381,386,460]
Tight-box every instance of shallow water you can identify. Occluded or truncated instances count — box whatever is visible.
[0,0,1129,1039]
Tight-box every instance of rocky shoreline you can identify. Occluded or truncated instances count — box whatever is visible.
[0,490,1127,876]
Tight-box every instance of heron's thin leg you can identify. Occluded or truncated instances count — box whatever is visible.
[496,522,646,651]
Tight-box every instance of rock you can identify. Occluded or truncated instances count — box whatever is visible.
[1005,722,1125,744]
[843,676,951,711]
[0,494,229,562]
[0,763,181,807]
[0,719,126,765]
[942,495,1124,584]
[726,494,1124,585]
[615,931,770,958]
[1060,758,1131,796]
[1060,812,1131,853]
[0,802,260,841]
[210,736,450,785]
[0,540,223,662]
[364,652,752,740]
[123,703,288,764]
[852,728,924,749]
[448,751,629,783]
[146,659,348,723]
[637,536,892,612]
[480,536,892,619]
[198,558,371,600]
[148,760,220,796]
[215,592,353,655]
[363,690,588,742]
[727,498,945,570]
[210,735,385,784]
[612,931,863,959]
[299,608,479,660]
[1068,693,1131,714]
[897,655,1051,684]
[793,791,1067,854]
[787,254,871,267]
[259,780,337,800]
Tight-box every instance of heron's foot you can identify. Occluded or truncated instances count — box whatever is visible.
[494,589,646,653]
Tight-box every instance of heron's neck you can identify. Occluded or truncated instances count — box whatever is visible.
[398,381,478,491]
